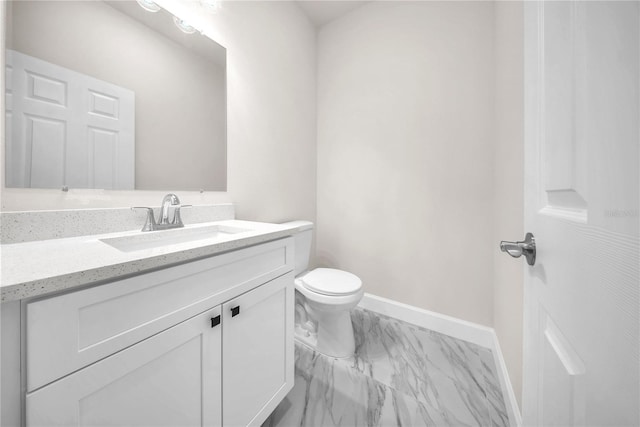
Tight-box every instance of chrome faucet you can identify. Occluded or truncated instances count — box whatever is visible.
[159,193,181,226]
[132,194,191,232]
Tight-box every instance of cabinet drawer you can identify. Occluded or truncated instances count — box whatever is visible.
[26,237,293,392]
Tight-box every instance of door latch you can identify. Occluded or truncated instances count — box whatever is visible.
[500,232,536,266]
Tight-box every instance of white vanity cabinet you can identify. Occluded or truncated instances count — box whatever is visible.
[23,238,294,427]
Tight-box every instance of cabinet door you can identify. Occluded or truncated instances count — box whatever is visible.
[26,307,222,427]
[222,273,294,427]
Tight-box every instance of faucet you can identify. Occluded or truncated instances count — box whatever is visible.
[159,193,181,226]
[132,193,191,232]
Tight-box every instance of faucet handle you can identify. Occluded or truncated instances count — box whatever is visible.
[170,204,192,227]
[131,207,157,232]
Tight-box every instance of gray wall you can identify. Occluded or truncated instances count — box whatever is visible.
[209,1,317,224]
[316,1,496,326]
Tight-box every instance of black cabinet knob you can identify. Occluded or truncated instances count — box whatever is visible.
[210,315,221,328]
[231,306,240,317]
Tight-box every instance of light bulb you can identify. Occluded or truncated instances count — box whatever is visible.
[173,16,197,34]
[136,0,161,13]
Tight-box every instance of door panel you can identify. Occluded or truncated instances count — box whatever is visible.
[524,2,639,425]
[88,127,118,189]
[539,310,586,426]
[539,1,588,220]
[25,114,65,188]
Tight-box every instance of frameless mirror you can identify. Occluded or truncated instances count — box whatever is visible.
[5,0,226,191]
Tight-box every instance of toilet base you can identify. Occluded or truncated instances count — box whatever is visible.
[294,308,356,359]
[293,279,363,359]
[315,310,355,358]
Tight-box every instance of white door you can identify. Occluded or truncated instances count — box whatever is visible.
[222,273,294,427]
[5,50,135,189]
[522,1,639,425]
[26,308,222,427]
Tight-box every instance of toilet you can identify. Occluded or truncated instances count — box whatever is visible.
[284,221,364,358]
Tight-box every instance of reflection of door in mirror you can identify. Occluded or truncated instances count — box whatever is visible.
[6,50,135,190]
[5,0,227,191]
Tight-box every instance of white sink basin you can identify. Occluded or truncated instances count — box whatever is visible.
[100,224,250,253]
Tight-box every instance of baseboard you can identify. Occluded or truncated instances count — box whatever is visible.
[491,331,523,426]
[358,293,522,426]
[358,293,495,348]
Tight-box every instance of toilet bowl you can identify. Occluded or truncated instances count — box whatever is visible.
[283,221,364,358]
[295,268,363,358]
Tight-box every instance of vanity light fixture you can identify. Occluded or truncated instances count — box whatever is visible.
[173,16,198,34]
[136,0,161,13]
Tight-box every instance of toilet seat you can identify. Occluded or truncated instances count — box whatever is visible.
[300,268,362,296]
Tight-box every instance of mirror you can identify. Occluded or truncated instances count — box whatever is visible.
[5,0,226,191]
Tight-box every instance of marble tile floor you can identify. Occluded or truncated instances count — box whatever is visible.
[263,308,510,427]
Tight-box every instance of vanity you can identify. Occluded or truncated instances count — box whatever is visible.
[1,211,304,426]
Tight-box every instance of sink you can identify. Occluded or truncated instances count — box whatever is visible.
[100,224,250,253]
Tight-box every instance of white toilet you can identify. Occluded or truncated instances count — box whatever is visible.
[285,221,364,358]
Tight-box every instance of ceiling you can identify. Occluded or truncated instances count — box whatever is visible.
[296,1,370,28]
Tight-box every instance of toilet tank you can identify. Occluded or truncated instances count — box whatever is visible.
[281,221,314,276]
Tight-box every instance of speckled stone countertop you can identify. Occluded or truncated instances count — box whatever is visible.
[1,220,309,303]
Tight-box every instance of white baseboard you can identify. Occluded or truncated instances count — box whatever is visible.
[358,293,522,426]
[358,293,495,348]
[491,331,523,427]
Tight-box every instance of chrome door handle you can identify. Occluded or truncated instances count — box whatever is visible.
[500,232,536,266]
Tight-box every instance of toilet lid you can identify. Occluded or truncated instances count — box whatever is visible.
[301,268,362,296]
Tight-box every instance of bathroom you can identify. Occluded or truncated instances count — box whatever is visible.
[0,1,638,426]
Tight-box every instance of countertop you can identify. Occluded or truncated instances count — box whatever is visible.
[1,220,307,303]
